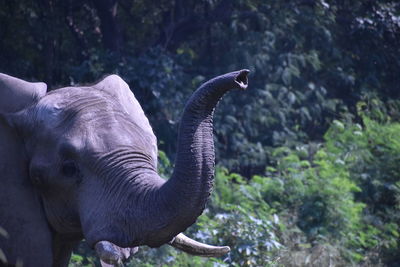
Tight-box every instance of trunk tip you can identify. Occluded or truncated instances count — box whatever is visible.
[235,69,250,90]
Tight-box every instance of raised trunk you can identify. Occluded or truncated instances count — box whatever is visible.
[93,70,249,264]
[160,69,249,231]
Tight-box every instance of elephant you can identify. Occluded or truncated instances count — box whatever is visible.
[0,69,249,266]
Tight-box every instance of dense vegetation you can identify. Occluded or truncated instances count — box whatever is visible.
[1,0,400,266]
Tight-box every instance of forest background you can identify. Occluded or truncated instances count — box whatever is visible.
[1,0,400,266]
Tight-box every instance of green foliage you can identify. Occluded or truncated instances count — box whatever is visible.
[195,168,281,266]
[266,147,364,240]
[323,115,400,264]
[157,150,172,179]
[69,244,97,267]
[263,113,400,265]
[257,143,363,264]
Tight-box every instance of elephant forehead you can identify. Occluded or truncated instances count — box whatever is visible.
[33,90,104,130]
[38,87,108,113]
[83,121,152,151]
[35,86,158,167]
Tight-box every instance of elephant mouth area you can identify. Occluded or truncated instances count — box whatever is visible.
[88,228,141,264]
[93,234,232,265]
[94,240,137,265]
[86,222,231,263]
[87,230,138,250]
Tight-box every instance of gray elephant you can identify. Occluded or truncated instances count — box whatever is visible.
[0,69,249,266]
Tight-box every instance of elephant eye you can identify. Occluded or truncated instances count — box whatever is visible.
[61,161,78,177]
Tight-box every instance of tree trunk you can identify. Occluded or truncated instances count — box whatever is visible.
[91,0,122,52]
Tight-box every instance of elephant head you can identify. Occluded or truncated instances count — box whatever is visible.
[0,69,249,266]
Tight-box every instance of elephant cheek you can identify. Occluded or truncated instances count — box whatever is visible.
[42,197,81,234]
[78,195,127,247]
[81,220,131,249]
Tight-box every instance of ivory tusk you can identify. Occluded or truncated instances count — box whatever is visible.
[168,233,230,257]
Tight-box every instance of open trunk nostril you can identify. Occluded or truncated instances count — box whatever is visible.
[234,69,250,90]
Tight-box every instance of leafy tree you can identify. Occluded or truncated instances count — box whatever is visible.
[1,0,400,176]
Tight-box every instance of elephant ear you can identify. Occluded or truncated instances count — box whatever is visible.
[0,73,53,266]
[93,74,158,167]
[0,73,47,113]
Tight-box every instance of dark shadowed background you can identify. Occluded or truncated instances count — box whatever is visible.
[1,0,400,266]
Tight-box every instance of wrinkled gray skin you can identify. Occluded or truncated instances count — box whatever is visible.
[0,69,249,266]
